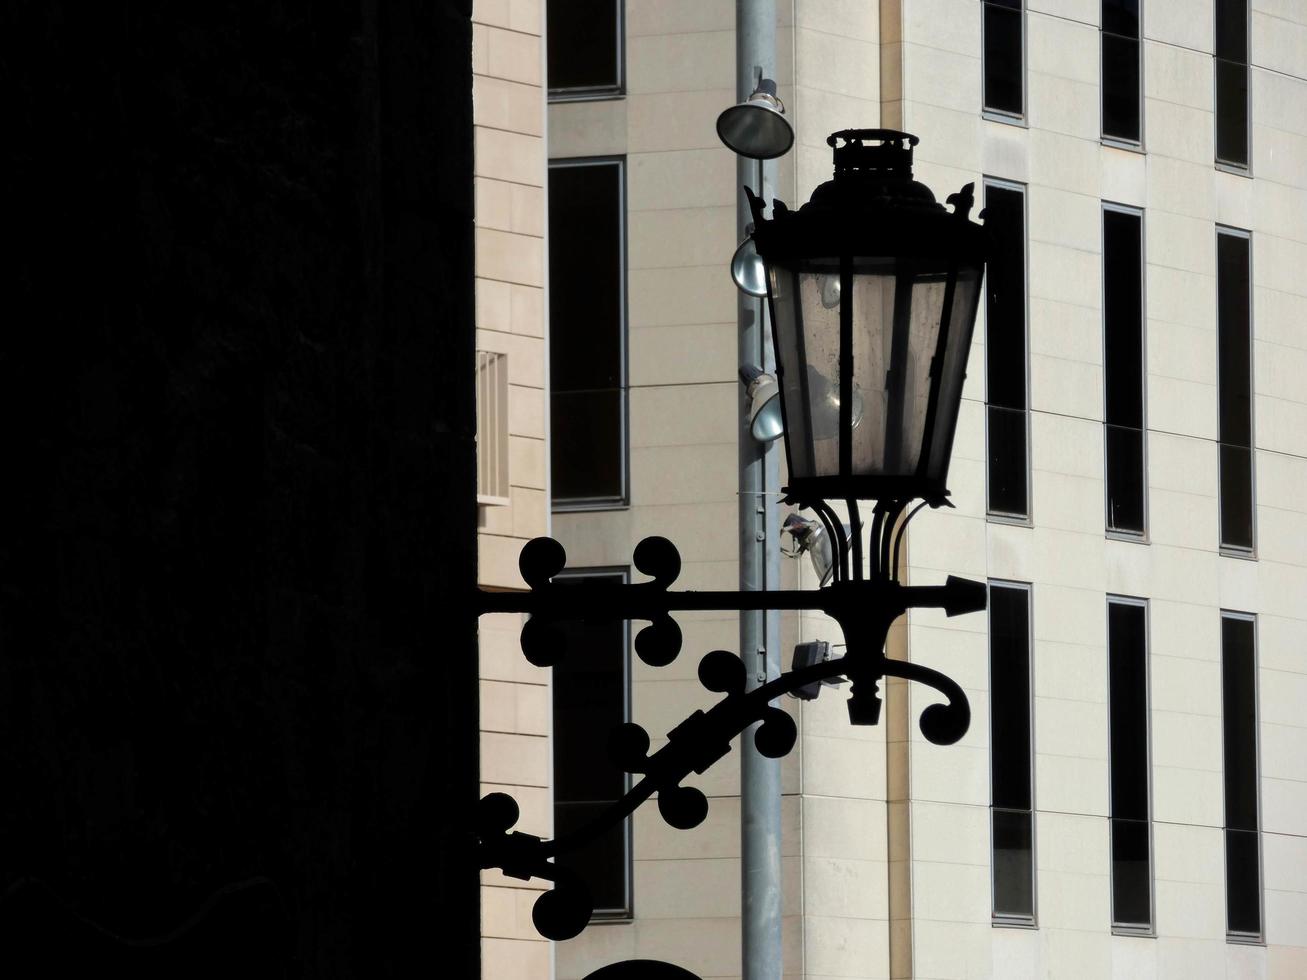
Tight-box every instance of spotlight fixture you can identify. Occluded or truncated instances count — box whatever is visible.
[730,228,768,297]
[789,640,847,700]
[715,77,794,160]
[781,513,836,587]
[739,365,783,443]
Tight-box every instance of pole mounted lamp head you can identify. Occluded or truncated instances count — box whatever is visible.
[716,78,794,160]
[789,640,846,700]
[739,365,784,443]
[781,514,836,586]
[745,130,988,508]
[730,227,768,297]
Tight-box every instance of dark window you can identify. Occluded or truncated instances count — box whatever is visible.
[984,182,1028,518]
[983,1,1024,117]
[1102,0,1141,142]
[1215,0,1249,167]
[547,0,623,98]
[1108,599,1151,931]
[552,570,631,917]
[549,159,627,506]
[1222,613,1261,939]
[1103,207,1146,534]
[1217,230,1253,551]
[1102,0,1140,36]
[990,582,1035,921]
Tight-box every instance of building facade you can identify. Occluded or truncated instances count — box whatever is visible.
[472,1,553,976]
[478,1,1307,977]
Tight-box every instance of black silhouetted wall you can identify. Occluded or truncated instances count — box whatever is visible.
[0,2,477,975]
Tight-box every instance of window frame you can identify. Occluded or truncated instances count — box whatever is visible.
[1220,609,1264,945]
[983,177,1032,525]
[988,579,1038,928]
[551,565,634,920]
[1207,0,1249,175]
[1100,1,1145,149]
[982,0,1028,125]
[1207,0,1249,172]
[1101,202,1149,541]
[546,0,626,103]
[1213,61,1251,175]
[547,156,631,511]
[1215,225,1256,557]
[1106,594,1155,936]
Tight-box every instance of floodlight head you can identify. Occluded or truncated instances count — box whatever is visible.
[739,366,783,443]
[781,513,836,587]
[716,78,794,160]
[788,640,847,700]
[730,232,768,297]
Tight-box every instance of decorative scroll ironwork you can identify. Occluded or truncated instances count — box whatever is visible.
[475,509,986,945]
[580,961,702,980]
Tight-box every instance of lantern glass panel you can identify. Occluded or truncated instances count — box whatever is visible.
[769,261,841,481]
[796,267,845,476]
[849,264,945,480]
[847,263,895,476]
[925,265,983,481]
[769,254,983,495]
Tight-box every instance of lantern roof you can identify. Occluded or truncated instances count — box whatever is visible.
[746,129,988,265]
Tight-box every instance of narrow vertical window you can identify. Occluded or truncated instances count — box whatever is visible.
[1217,229,1254,551]
[1108,598,1152,932]
[983,1,1024,118]
[1102,0,1142,143]
[990,582,1035,922]
[548,159,627,507]
[984,181,1029,519]
[547,0,624,100]
[1215,0,1249,168]
[1103,206,1146,535]
[1222,613,1262,940]
[552,570,632,917]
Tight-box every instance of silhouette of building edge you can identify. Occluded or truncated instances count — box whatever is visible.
[3,2,479,975]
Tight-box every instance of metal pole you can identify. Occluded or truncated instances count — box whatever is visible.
[736,2,781,978]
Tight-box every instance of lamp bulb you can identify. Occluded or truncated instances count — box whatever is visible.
[819,274,841,309]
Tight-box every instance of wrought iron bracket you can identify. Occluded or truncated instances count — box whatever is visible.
[474,533,986,941]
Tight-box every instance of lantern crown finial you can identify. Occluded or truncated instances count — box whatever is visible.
[807,129,936,213]
[826,129,919,179]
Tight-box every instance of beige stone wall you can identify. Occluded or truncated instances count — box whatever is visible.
[546,2,901,978]
[785,6,895,979]
[474,0,549,591]
[505,1,1307,978]
[895,0,1307,976]
[473,0,551,977]
[548,1,754,973]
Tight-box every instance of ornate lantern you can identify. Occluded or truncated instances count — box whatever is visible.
[748,129,987,507]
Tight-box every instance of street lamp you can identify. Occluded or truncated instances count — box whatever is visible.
[752,130,986,509]
[746,128,988,724]
[476,130,990,957]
